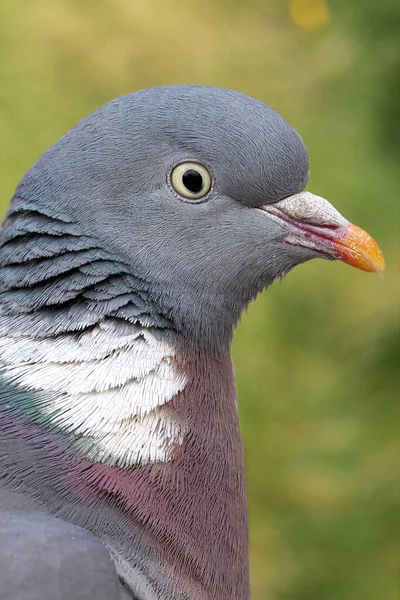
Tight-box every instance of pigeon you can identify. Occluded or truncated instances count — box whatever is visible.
[0,85,384,600]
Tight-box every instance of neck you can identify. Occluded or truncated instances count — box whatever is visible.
[1,349,249,600]
[83,350,249,599]
[0,201,250,599]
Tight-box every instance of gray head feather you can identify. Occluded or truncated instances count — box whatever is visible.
[9,85,312,349]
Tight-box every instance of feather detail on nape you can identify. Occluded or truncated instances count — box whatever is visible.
[0,201,187,467]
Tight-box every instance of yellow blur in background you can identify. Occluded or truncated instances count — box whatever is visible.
[0,1,398,599]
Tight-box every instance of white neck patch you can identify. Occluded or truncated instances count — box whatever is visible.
[0,318,187,467]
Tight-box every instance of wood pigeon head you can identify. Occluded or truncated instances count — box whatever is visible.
[14,85,384,350]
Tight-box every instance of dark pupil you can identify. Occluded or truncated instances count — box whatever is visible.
[182,169,203,194]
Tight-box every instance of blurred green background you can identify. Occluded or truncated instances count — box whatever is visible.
[0,1,398,598]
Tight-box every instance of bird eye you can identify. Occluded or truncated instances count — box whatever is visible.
[171,162,211,200]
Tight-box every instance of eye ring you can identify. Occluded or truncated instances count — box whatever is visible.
[170,162,212,201]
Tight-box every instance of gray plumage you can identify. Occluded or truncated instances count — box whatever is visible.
[9,85,310,351]
[0,487,132,600]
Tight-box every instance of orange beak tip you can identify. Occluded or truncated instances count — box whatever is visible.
[338,223,385,277]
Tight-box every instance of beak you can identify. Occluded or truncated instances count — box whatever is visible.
[260,192,385,275]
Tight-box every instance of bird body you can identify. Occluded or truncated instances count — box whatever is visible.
[0,85,384,599]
